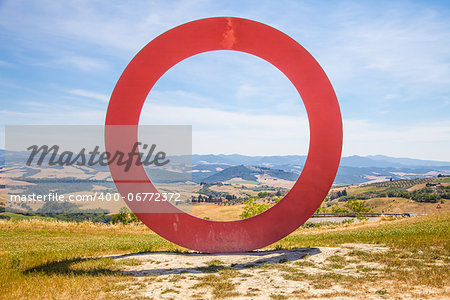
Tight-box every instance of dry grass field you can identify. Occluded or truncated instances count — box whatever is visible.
[365,197,449,214]
[0,213,449,299]
[191,197,448,222]
[191,203,244,221]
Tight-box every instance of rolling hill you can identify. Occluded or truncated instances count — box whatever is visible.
[2,150,450,186]
[199,165,299,183]
[192,154,450,185]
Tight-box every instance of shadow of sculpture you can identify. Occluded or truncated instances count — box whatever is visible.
[22,257,117,276]
[22,248,321,277]
[115,248,322,276]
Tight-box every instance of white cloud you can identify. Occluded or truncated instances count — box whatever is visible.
[0,107,106,125]
[235,84,260,100]
[0,0,222,55]
[68,89,109,102]
[316,4,450,92]
[146,51,305,116]
[149,90,216,108]
[2,101,450,161]
[343,119,450,161]
[0,125,4,148]
[140,103,310,155]
[41,56,108,71]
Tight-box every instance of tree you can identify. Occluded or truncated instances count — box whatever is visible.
[345,198,371,220]
[330,198,371,220]
[111,207,140,225]
[257,191,269,198]
[345,198,370,213]
[315,205,328,214]
[331,206,349,213]
[240,198,270,219]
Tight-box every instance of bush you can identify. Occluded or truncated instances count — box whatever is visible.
[240,198,271,219]
[110,207,140,225]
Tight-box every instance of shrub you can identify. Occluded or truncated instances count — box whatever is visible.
[110,207,140,225]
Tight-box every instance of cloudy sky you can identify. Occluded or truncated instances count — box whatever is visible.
[1,0,449,160]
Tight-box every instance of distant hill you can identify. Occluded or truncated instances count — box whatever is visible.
[193,154,450,168]
[2,149,450,185]
[367,155,450,167]
[0,149,4,167]
[192,154,450,185]
[200,165,299,183]
[193,154,307,167]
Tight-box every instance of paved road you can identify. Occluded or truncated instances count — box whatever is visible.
[306,216,381,223]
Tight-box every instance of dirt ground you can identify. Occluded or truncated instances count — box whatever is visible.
[110,244,448,299]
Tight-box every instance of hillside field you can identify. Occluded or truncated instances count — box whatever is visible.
[191,203,244,221]
[192,176,450,221]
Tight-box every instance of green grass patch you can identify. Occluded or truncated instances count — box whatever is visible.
[273,214,449,252]
[0,220,180,299]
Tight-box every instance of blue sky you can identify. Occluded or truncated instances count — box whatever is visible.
[1,0,449,160]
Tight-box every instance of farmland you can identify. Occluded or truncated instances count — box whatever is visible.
[190,176,450,221]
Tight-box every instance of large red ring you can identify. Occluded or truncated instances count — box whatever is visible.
[106,17,342,253]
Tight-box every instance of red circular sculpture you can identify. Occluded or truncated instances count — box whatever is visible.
[105,17,342,253]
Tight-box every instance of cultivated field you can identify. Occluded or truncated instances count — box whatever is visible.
[365,197,450,214]
[191,203,244,221]
[0,213,449,299]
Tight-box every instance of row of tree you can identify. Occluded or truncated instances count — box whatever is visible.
[191,194,239,203]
